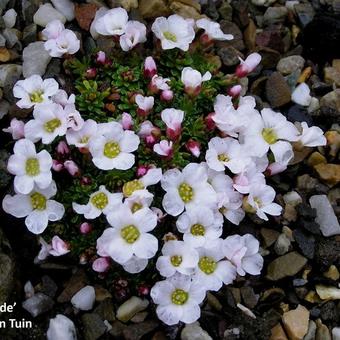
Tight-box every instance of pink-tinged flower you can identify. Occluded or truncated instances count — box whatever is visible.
[42,19,64,40]
[49,236,70,257]
[85,68,97,79]
[120,21,147,52]
[65,104,84,131]
[151,207,166,221]
[64,160,80,176]
[137,164,149,177]
[149,75,170,93]
[228,85,242,98]
[3,118,25,140]
[185,139,200,157]
[161,89,173,102]
[196,18,233,42]
[51,90,75,107]
[135,94,154,117]
[121,112,133,130]
[52,160,64,172]
[80,222,92,234]
[92,257,111,273]
[161,108,184,140]
[96,51,106,64]
[56,141,70,155]
[153,140,173,158]
[144,56,157,78]
[181,67,211,96]
[235,53,261,78]
[37,237,52,261]
[205,112,216,131]
[266,162,287,176]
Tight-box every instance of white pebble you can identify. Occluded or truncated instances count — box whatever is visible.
[71,285,95,311]
[47,314,77,340]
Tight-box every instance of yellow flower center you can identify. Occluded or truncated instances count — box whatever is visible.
[103,141,120,158]
[178,183,194,203]
[262,128,278,145]
[25,158,40,176]
[170,255,182,267]
[242,196,256,214]
[44,118,62,133]
[218,153,230,162]
[163,31,177,42]
[131,202,143,213]
[171,289,188,305]
[199,256,217,275]
[30,90,44,103]
[120,224,140,244]
[79,136,90,144]
[123,179,144,197]
[190,223,205,236]
[90,192,108,210]
[30,192,46,210]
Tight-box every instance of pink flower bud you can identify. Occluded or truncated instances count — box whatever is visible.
[85,67,97,79]
[49,236,70,257]
[56,141,70,155]
[153,140,173,159]
[92,257,111,273]
[2,118,25,140]
[52,160,64,172]
[64,160,80,176]
[96,51,106,64]
[166,127,181,141]
[135,94,154,117]
[185,139,201,157]
[235,53,261,78]
[205,112,216,131]
[144,56,157,78]
[137,164,149,177]
[121,112,133,130]
[161,90,174,102]
[80,176,92,185]
[145,134,157,147]
[228,85,242,98]
[137,284,150,296]
[80,222,92,234]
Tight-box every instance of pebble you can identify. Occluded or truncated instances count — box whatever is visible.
[314,163,340,187]
[315,285,340,300]
[0,63,22,88]
[0,47,10,62]
[283,191,302,206]
[294,3,315,27]
[320,89,340,113]
[270,323,288,340]
[3,28,20,49]
[47,314,77,340]
[307,152,327,167]
[291,83,312,106]
[139,0,171,18]
[116,296,149,322]
[22,292,54,317]
[81,313,106,340]
[71,285,95,311]
[22,41,51,78]
[181,322,212,340]
[251,0,276,6]
[75,4,98,31]
[324,265,340,281]
[22,24,37,45]
[263,7,288,26]
[303,320,316,340]
[266,72,291,107]
[51,0,75,21]
[240,286,258,309]
[266,251,307,281]
[261,228,280,248]
[294,229,315,259]
[332,327,340,340]
[297,174,319,191]
[277,55,305,75]
[282,305,309,340]
[309,195,340,236]
[94,298,115,322]
[324,67,340,87]
[123,320,159,340]
[33,3,66,27]
[3,9,17,29]
[315,319,331,340]
[218,46,240,67]
[274,233,291,255]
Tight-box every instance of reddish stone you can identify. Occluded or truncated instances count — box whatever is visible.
[75,3,98,31]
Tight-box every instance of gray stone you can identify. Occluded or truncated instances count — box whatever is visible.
[94,298,115,322]
[309,195,340,237]
[40,275,58,298]
[23,41,51,78]
[303,320,316,340]
[263,7,288,26]
[251,0,276,6]
[218,46,240,67]
[332,327,340,340]
[274,233,291,255]
[33,3,66,27]
[0,0,9,10]
[81,313,106,340]
[22,293,54,317]
[51,0,75,21]
[22,24,37,45]
[0,64,22,88]
[0,99,9,119]
[123,320,159,340]
[266,71,291,107]
[21,0,43,24]
[3,28,21,49]
[277,55,305,75]
[181,322,212,340]
[294,3,315,27]
[0,34,6,47]
[320,89,340,113]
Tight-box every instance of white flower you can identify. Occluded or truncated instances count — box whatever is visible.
[24,103,68,144]
[161,163,217,216]
[291,83,312,107]
[2,181,64,234]
[49,236,70,256]
[13,75,59,109]
[242,108,299,162]
[135,94,154,116]
[124,189,154,212]
[193,239,236,291]
[150,75,171,91]
[122,255,148,274]
[161,108,184,140]
[156,240,199,277]
[298,122,326,147]
[223,234,263,276]
[244,183,282,221]
[153,140,173,157]
[176,206,222,248]
[7,139,52,194]
[64,104,84,131]
[196,18,233,41]
[97,206,158,265]
[3,118,25,140]
[181,67,211,95]
[151,14,195,51]
[51,89,75,107]
[120,20,147,51]
[72,185,122,219]
[150,273,206,325]
[94,7,128,36]
[89,121,140,170]
[236,52,262,77]
[42,19,65,40]
[66,119,97,148]
[37,237,52,261]
[206,136,251,174]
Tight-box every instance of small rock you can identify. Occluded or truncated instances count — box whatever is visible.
[294,3,315,27]
[243,19,256,50]
[240,286,258,309]
[33,4,66,27]
[315,319,331,340]
[123,320,159,340]
[266,72,291,107]
[218,1,233,21]
[94,298,115,322]
[270,323,288,340]
[181,322,212,340]
[51,0,75,21]
[315,285,340,300]
[0,47,10,62]
[110,0,138,11]
[332,327,340,340]
[169,1,201,20]
[323,265,340,281]
[303,320,316,340]
[282,305,309,340]
[0,0,9,10]
[218,46,240,67]
[320,89,340,113]
[71,285,95,311]
[47,314,77,340]
[320,301,337,322]
[263,7,288,26]
[324,67,340,87]
[293,229,315,259]
[22,41,51,78]
[314,163,340,187]
[116,296,149,322]
[261,228,280,248]
[291,83,312,106]
[22,293,54,317]
[57,269,87,303]
[307,152,327,167]
[252,0,276,6]
[309,195,340,236]
[3,9,17,29]
[139,0,171,18]
[277,55,305,75]
[218,20,244,51]
[3,28,21,49]
[0,63,22,88]
[40,275,58,298]
[75,4,98,31]
[266,251,308,281]
[22,24,37,45]
[109,321,128,338]
[0,99,10,119]
[81,313,106,340]
[283,191,302,206]
[274,233,291,255]
[297,174,319,191]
